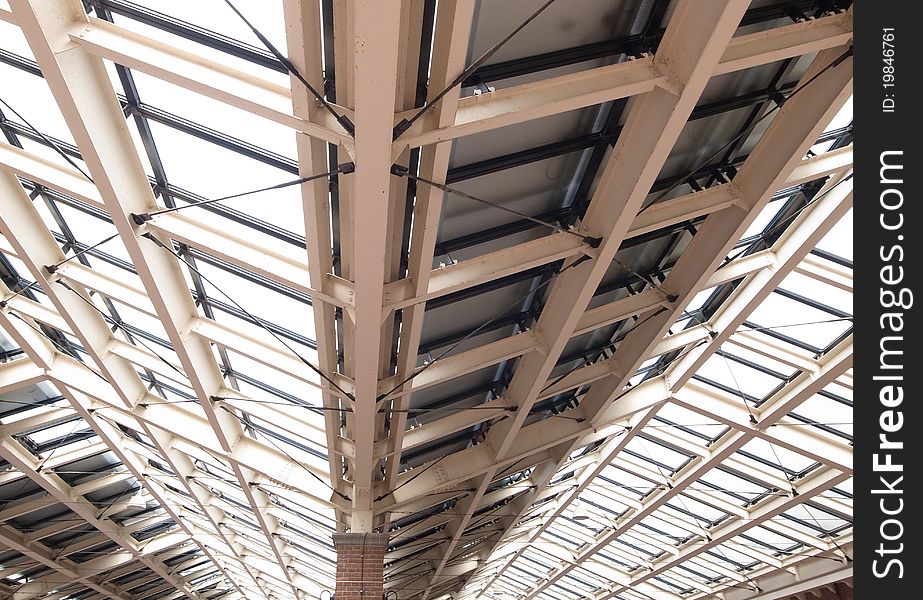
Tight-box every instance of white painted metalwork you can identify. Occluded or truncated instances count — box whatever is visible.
[0,1,853,599]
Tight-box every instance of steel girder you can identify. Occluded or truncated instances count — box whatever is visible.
[449,52,853,599]
[0,2,855,599]
[4,1,325,597]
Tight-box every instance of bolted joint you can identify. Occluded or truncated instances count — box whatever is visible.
[390,163,410,177]
[392,119,413,140]
[337,115,356,137]
[769,87,788,108]
[130,212,153,226]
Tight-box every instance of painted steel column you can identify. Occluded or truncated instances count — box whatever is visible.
[341,0,403,531]
[282,0,353,529]
[333,533,390,600]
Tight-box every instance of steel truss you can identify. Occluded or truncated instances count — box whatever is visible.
[0,1,852,599]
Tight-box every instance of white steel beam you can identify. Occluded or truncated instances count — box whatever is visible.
[398,12,851,149]
[0,140,355,309]
[70,16,353,146]
[281,0,352,534]
[714,11,852,75]
[0,191,257,597]
[520,335,851,600]
[597,469,849,599]
[0,525,122,600]
[374,0,480,537]
[8,0,308,595]
[425,1,752,593]
[336,0,405,531]
[664,171,853,391]
[0,430,202,598]
[454,45,853,598]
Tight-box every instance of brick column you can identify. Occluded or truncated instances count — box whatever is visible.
[332,532,389,600]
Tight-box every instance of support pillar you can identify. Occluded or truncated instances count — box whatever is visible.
[333,533,389,600]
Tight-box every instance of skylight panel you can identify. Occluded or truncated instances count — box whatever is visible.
[821,96,853,134]
[702,542,760,569]
[232,379,327,430]
[662,493,728,526]
[638,514,696,544]
[133,0,288,55]
[612,589,651,600]
[745,291,852,350]
[129,68,298,159]
[152,378,198,404]
[696,468,769,503]
[695,351,784,400]
[102,296,174,350]
[16,416,84,446]
[561,572,599,595]
[783,502,850,533]
[121,117,160,182]
[739,196,787,242]
[738,526,799,553]
[624,436,693,474]
[105,6,290,87]
[522,547,558,570]
[242,411,327,459]
[673,560,724,583]
[574,563,617,587]
[739,438,816,476]
[651,403,727,442]
[543,525,583,551]
[510,560,547,581]
[788,391,853,438]
[773,509,842,539]
[720,342,801,380]
[651,573,689,593]
[815,207,852,261]
[682,285,719,318]
[193,259,316,341]
[143,122,305,235]
[0,61,76,147]
[604,536,655,565]
[26,196,68,241]
[580,486,629,513]
[0,392,69,424]
[599,466,659,498]
[12,135,89,177]
[219,349,324,403]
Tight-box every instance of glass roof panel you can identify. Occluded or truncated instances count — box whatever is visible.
[816,207,853,261]
[745,291,852,350]
[0,2,855,597]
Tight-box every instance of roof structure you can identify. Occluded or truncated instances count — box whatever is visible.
[0,1,853,599]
